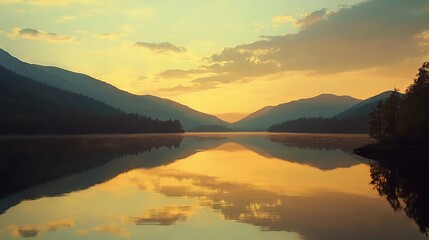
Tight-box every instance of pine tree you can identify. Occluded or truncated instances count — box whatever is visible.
[369,101,384,143]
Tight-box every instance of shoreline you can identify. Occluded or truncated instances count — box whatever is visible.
[354,143,428,160]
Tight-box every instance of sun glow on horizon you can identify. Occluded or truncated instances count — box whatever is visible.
[1,0,428,116]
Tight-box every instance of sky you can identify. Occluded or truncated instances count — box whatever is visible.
[1,0,429,122]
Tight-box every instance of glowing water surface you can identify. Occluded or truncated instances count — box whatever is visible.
[0,133,425,240]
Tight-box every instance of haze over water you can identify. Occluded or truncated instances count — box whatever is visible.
[0,133,425,240]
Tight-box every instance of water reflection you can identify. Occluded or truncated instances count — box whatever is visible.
[129,206,193,226]
[0,134,183,198]
[9,220,74,238]
[0,133,426,240]
[370,155,429,235]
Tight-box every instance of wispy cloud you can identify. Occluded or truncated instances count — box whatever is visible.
[135,42,187,53]
[252,23,269,32]
[8,27,75,42]
[415,30,429,46]
[77,30,121,39]
[154,81,217,94]
[272,15,296,27]
[56,15,77,22]
[157,68,209,79]
[77,25,131,39]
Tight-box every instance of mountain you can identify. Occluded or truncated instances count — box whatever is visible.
[0,66,183,134]
[267,91,402,134]
[232,94,361,131]
[335,91,395,119]
[0,48,227,130]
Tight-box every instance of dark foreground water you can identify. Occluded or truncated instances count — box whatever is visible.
[0,133,427,240]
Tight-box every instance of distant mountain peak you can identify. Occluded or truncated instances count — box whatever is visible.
[233,94,361,131]
[334,90,401,119]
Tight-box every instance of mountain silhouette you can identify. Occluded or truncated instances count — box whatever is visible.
[232,94,361,131]
[0,48,227,130]
[267,92,400,134]
[0,66,183,134]
[335,91,397,119]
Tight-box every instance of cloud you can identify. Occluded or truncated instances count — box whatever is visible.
[154,0,429,94]
[8,27,75,42]
[78,30,121,39]
[56,15,77,22]
[155,81,217,94]
[295,9,328,28]
[415,30,429,46]
[252,23,269,31]
[195,0,429,85]
[157,68,208,79]
[154,72,255,95]
[135,42,187,53]
[272,15,296,26]
[77,26,131,39]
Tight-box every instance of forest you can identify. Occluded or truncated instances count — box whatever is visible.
[267,115,368,133]
[0,66,184,134]
[368,62,429,144]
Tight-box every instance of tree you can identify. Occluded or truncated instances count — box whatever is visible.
[368,62,429,144]
[400,62,429,139]
[369,101,384,143]
[381,89,402,140]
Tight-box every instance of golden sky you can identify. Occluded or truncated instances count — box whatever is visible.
[1,0,428,122]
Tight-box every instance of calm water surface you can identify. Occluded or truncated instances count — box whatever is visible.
[0,133,426,240]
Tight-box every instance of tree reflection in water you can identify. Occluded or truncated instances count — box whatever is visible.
[370,156,429,236]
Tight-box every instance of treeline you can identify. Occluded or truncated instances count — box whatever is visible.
[0,66,184,134]
[0,111,184,134]
[369,62,429,144]
[268,115,368,133]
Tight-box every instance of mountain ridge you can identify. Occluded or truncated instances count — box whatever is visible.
[335,91,396,119]
[0,65,184,134]
[0,48,227,130]
[232,94,361,131]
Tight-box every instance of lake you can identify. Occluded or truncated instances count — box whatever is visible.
[0,133,427,240]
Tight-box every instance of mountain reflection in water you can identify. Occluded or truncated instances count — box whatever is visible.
[0,133,427,240]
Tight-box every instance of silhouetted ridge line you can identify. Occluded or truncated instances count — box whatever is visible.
[0,66,184,134]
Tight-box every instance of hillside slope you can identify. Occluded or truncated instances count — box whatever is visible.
[0,48,227,130]
[232,94,361,131]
